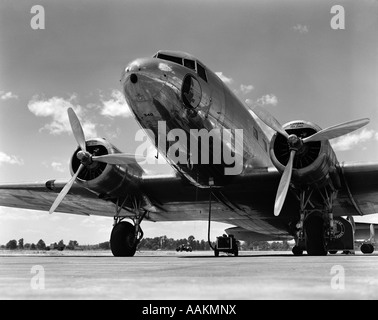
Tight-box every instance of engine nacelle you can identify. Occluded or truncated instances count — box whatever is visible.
[269,120,340,189]
[70,138,143,198]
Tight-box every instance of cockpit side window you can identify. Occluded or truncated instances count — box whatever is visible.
[197,63,208,82]
[184,59,196,70]
[157,53,183,66]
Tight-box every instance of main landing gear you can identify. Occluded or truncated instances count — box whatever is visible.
[292,186,355,256]
[110,196,148,257]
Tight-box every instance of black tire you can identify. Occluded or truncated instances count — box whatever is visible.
[292,246,303,256]
[110,221,137,257]
[214,249,219,257]
[361,243,374,254]
[304,215,327,256]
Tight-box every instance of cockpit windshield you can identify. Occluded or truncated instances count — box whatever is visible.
[153,51,207,82]
[156,53,183,66]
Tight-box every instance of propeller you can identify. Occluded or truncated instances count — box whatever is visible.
[246,100,370,216]
[49,107,144,214]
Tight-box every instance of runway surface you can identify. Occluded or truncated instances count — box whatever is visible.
[0,251,377,300]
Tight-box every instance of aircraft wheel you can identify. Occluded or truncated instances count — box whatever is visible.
[304,215,327,256]
[214,249,219,257]
[361,243,374,254]
[292,246,303,256]
[110,221,137,257]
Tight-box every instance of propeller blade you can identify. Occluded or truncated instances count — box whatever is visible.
[303,118,370,143]
[49,164,84,214]
[67,107,86,152]
[92,153,145,165]
[274,150,296,217]
[246,100,289,139]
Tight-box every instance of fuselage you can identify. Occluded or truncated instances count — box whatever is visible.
[121,50,272,187]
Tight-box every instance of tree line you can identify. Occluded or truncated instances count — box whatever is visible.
[2,238,79,251]
[1,236,292,251]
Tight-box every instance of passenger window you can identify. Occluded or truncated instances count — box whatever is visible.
[184,59,196,70]
[197,63,208,82]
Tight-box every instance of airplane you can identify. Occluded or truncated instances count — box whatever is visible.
[0,50,377,256]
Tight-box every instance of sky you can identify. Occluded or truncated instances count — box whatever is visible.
[0,0,378,245]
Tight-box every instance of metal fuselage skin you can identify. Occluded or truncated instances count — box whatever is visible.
[121,51,272,187]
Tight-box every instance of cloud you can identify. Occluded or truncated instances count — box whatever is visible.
[0,152,24,166]
[51,161,65,173]
[100,90,132,118]
[330,128,377,151]
[239,84,254,95]
[27,95,97,137]
[215,72,255,96]
[215,72,233,84]
[0,91,18,100]
[233,84,254,96]
[292,24,309,34]
[257,94,278,106]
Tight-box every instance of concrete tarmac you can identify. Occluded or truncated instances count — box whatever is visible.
[0,251,377,300]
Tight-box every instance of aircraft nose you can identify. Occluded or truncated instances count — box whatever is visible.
[122,58,166,103]
[125,59,141,74]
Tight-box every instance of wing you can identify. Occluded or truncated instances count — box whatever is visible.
[0,181,117,217]
[0,162,377,239]
[0,169,290,239]
[333,162,378,216]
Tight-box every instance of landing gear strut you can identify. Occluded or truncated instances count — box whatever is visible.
[294,188,330,256]
[110,196,148,257]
